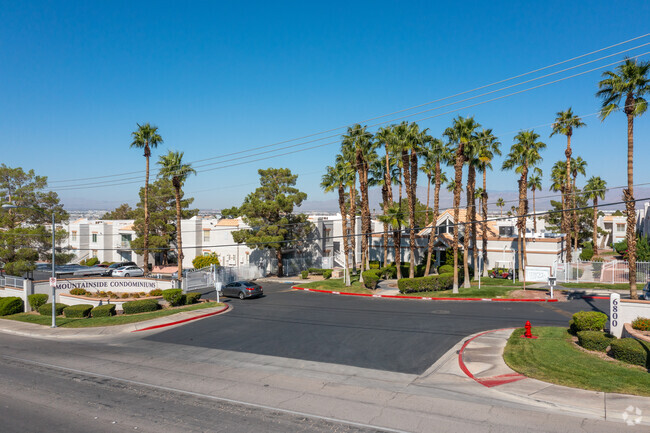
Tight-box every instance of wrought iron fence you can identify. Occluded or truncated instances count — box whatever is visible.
[554,260,650,284]
[0,275,25,288]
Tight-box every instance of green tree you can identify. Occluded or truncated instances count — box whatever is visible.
[101,203,137,220]
[476,129,501,276]
[130,123,163,275]
[369,154,401,267]
[597,57,650,299]
[543,196,592,246]
[377,202,408,279]
[527,167,543,234]
[496,197,505,217]
[223,168,311,278]
[570,156,588,251]
[192,253,220,269]
[0,165,72,275]
[157,150,196,282]
[422,138,450,275]
[584,176,607,256]
[322,161,353,286]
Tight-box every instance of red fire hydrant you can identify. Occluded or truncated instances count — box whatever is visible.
[521,320,538,339]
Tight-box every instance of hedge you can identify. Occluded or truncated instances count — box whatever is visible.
[27,294,48,311]
[185,292,201,305]
[0,297,24,316]
[38,303,67,316]
[70,288,88,296]
[362,270,380,289]
[323,269,332,279]
[63,304,93,318]
[397,273,454,294]
[381,264,426,279]
[162,289,184,306]
[570,311,608,332]
[579,247,594,261]
[122,299,160,314]
[609,338,650,368]
[576,331,615,352]
[438,264,453,274]
[632,317,650,332]
[91,304,116,317]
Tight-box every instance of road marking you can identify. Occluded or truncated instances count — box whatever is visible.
[1,354,409,433]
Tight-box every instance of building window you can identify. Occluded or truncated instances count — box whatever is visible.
[616,223,625,232]
[203,230,210,242]
[92,233,98,243]
[499,226,514,237]
[71,231,77,241]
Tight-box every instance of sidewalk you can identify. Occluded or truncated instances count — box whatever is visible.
[454,328,650,424]
[0,304,230,340]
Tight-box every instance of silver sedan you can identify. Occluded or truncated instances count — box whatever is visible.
[112,265,144,277]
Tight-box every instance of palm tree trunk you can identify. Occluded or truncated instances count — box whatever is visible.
[401,150,414,278]
[470,167,478,282]
[452,146,464,293]
[464,166,475,287]
[425,162,441,275]
[482,170,488,277]
[625,111,637,299]
[349,184,357,274]
[408,150,418,277]
[143,145,150,275]
[565,134,573,263]
[425,174,431,225]
[381,183,389,268]
[573,176,578,252]
[517,171,528,284]
[338,184,351,286]
[593,197,599,257]
[357,150,370,278]
[174,184,183,282]
[385,148,393,204]
[532,187,537,233]
[394,224,402,279]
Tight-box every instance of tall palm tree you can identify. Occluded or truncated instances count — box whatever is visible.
[549,160,569,241]
[584,176,607,256]
[375,126,396,266]
[340,142,358,274]
[496,198,505,217]
[527,168,543,234]
[476,129,501,277]
[463,135,481,285]
[131,123,163,275]
[502,130,546,287]
[369,157,400,266]
[550,108,586,264]
[444,116,481,292]
[377,202,408,280]
[322,162,352,286]
[157,151,195,283]
[423,139,449,275]
[570,156,588,251]
[597,57,650,299]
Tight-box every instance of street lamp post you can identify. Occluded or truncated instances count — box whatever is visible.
[1,204,57,328]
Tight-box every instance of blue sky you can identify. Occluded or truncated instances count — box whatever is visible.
[2,1,650,210]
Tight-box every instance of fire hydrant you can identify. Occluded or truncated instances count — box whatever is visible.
[521,320,538,339]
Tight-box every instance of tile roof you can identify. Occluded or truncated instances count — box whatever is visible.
[217,218,240,227]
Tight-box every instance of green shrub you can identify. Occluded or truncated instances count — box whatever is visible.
[122,299,160,314]
[0,297,24,316]
[323,269,332,280]
[192,252,220,269]
[362,270,379,289]
[438,264,453,274]
[580,247,594,261]
[380,265,396,279]
[301,270,309,279]
[609,338,650,367]
[38,303,67,316]
[571,311,608,332]
[149,289,163,296]
[632,317,650,332]
[576,331,616,352]
[91,304,116,317]
[185,292,201,304]
[69,288,88,296]
[162,289,184,306]
[397,273,454,294]
[369,261,381,269]
[27,294,48,311]
[307,268,324,275]
[63,304,93,318]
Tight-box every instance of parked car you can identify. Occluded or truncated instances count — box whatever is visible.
[489,268,514,280]
[103,261,137,276]
[642,282,650,300]
[171,269,193,279]
[221,281,263,300]
[112,265,144,277]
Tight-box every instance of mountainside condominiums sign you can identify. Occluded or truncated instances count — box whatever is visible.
[42,278,173,292]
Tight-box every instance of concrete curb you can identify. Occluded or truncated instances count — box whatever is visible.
[291,286,559,302]
[132,304,229,332]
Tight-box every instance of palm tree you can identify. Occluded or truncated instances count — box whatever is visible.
[369,157,400,266]
[502,130,546,288]
[476,129,501,277]
[550,108,585,264]
[463,135,481,285]
[496,198,505,217]
[597,57,650,299]
[322,162,352,286]
[584,176,607,256]
[131,123,163,275]
[570,156,588,251]
[527,168,543,234]
[444,116,481,292]
[423,139,450,275]
[377,202,408,280]
[336,152,357,275]
[375,126,397,266]
[549,160,569,241]
[157,151,195,283]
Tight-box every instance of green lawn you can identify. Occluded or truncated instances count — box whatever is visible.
[2,302,224,328]
[504,326,650,396]
[297,278,372,294]
[399,286,516,298]
[471,277,523,288]
[560,282,643,291]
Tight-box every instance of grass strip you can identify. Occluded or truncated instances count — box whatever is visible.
[560,282,643,290]
[2,302,223,328]
[503,326,650,396]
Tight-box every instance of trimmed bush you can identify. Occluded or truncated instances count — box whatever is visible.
[362,270,379,289]
[632,317,650,332]
[610,338,650,367]
[571,311,608,332]
[577,331,616,352]
[397,273,454,294]
[162,289,184,306]
[28,294,48,311]
[38,303,67,316]
[307,268,324,275]
[63,304,93,318]
[301,270,309,279]
[368,261,381,269]
[149,289,163,296]
[438,265,453,274]
[185,292,201,305]
[91,304,116,317]
[580,247,594,261]
[0,297,24,316]
[323,269,332,280]
[122,299,160,314]
[70,288,88,296]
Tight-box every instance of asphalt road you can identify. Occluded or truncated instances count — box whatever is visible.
[146,282,609,374]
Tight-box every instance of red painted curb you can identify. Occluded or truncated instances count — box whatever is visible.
[457,328,525,388]
[291,286,559,302]
[132,304,229,332]
[581,295,610,300]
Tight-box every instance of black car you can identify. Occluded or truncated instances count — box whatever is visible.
[103,261,137,276]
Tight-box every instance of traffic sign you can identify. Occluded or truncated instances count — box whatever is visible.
[49,277,57,287]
